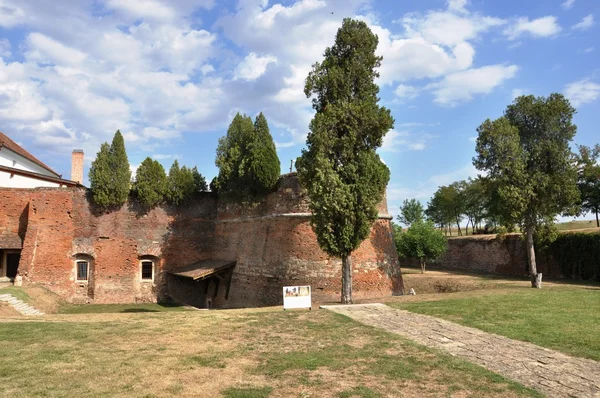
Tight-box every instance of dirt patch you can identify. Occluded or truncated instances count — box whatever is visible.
[0,303,18,317]
[21,286,65,314]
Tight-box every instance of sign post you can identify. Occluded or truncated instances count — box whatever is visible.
[283,285,311,310]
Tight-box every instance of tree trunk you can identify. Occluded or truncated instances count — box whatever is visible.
[420,259,426,274]
[526,228,542,288]
[341,254,353,304]
[596,210,599,228]
[456,218,462,236]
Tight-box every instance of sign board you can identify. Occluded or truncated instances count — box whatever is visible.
[283,285,311,310]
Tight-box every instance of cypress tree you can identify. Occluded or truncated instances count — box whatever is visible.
[248,112,280,194]
[108,130,131,206]
[166,160,196,205]
[89,143,112,208]
[134,157,167,210]
[296,19,394,304]
[191,166,208,192]
[215,112,281,198]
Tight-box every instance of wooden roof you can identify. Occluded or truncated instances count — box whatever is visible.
[0,233,22,249]
[0,132,60,177]
[168,260,236,281]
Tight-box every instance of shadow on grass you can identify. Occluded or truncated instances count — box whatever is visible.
[59,302,190,314]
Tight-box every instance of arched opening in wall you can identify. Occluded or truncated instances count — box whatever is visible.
[73,254,94,301]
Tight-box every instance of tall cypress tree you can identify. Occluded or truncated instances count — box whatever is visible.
[296,19,395,304]
[89,143,112,208]
[108,130,131,207]
[134,157,167,210]
[248,112,280,194]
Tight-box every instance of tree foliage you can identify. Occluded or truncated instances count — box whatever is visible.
[89,130,131,209]
[166,160,196,205]
[192,166,208,192]
[296,18,394,303]
[215,112,280,198]
[395,221,447,273]
[474,94,580,288]
[576,144,600,227]
[398,199,424,227]
[133,157,167,210]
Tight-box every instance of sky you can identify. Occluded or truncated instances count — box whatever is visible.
[0,0,598,220]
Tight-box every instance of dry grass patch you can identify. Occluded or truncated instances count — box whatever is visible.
[0,308,541,397]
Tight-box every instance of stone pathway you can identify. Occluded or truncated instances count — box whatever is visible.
[322,303,600,398]
[0,293,44,316]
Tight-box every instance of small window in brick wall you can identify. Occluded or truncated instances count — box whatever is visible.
[141,261,154,281]
[76,261,89,281]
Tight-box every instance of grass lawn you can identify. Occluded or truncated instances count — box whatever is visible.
[58,302,190,314]
[0,286,31,303]
[390,287,600,361]
[0,308,541,397]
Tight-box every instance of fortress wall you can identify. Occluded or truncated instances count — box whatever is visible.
[1,174,403,306]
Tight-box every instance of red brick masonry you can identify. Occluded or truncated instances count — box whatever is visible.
[1,174,403,307]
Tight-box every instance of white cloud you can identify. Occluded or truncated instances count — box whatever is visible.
[561,0,575,10]
[0,38,11,58]
[429,64,519,106]
[583,47,595,53]
[394,84,420,99]
[572,14,594,31]
[381,129,429,153]
[234,52,278,80]
[564,79,600,107]
[511,88,526,99]
[504,16,562,40]
[447,0,469,14]
[26,33,87,65]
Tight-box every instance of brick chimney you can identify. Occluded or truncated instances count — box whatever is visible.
[71,149,84,184]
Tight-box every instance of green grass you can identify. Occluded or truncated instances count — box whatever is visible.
[0,286,31,303]
[0,309,541,397]
[58,302,189,314]
[222,386,273,398]
[390,287,600,360]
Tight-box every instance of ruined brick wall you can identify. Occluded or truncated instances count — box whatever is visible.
[213,175,403,307]
[1,173,403,306]
[432,234,566,278]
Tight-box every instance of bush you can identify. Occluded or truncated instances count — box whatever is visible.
[548,232,600,281]
[133,158,167,210]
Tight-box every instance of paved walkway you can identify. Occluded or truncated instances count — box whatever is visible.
[322,303,600,398]
[0,294,44,316]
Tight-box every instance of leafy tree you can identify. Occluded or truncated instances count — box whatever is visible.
[296,18,394,304]
[191,166,208,192]
[474,94,580,288]
[133,157,167,210]
[426,184,464,235]
[89,130,131,209]
[463,178,488,233]
[166,160,196,205]
[215,112,280,198]
[576,144,600,227]
[248,112,280,193]
[398,199,424,227]
[89,143,112,208]
[395,221,447,273]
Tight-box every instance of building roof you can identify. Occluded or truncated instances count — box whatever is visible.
[0,132,60,177]
[0,233,22,249]
[0,165,81,187]
[168,260,236,281]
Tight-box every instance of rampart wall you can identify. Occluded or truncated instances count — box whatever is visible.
[1,174,403,307]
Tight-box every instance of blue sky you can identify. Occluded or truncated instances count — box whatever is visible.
[1,0,598,220]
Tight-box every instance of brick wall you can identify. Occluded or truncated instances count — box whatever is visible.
[2,174,403,306]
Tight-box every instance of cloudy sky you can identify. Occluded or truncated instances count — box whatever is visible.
[1,0,598,218]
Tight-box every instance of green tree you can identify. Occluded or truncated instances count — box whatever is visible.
[89,130,131,209]
[296,19,394,304]
[426,184,464,235]
[166,160,196,205]
[248,112,280,194]
[576,144,600,227]
[464,178,488,234]
[474,94,580,288]
[395,221,447,273]
[215,112,280,198]
[398,199,424,227]
[191,166,208,192]
[133,157,167,210]
[89,142,112,208]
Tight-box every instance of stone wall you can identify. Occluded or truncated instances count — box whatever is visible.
[2,174,403,306]
[431,234,570,278]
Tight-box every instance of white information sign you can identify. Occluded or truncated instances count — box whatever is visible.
[283,285,311,310]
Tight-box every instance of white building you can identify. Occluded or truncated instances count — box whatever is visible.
[0,132,82,188]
